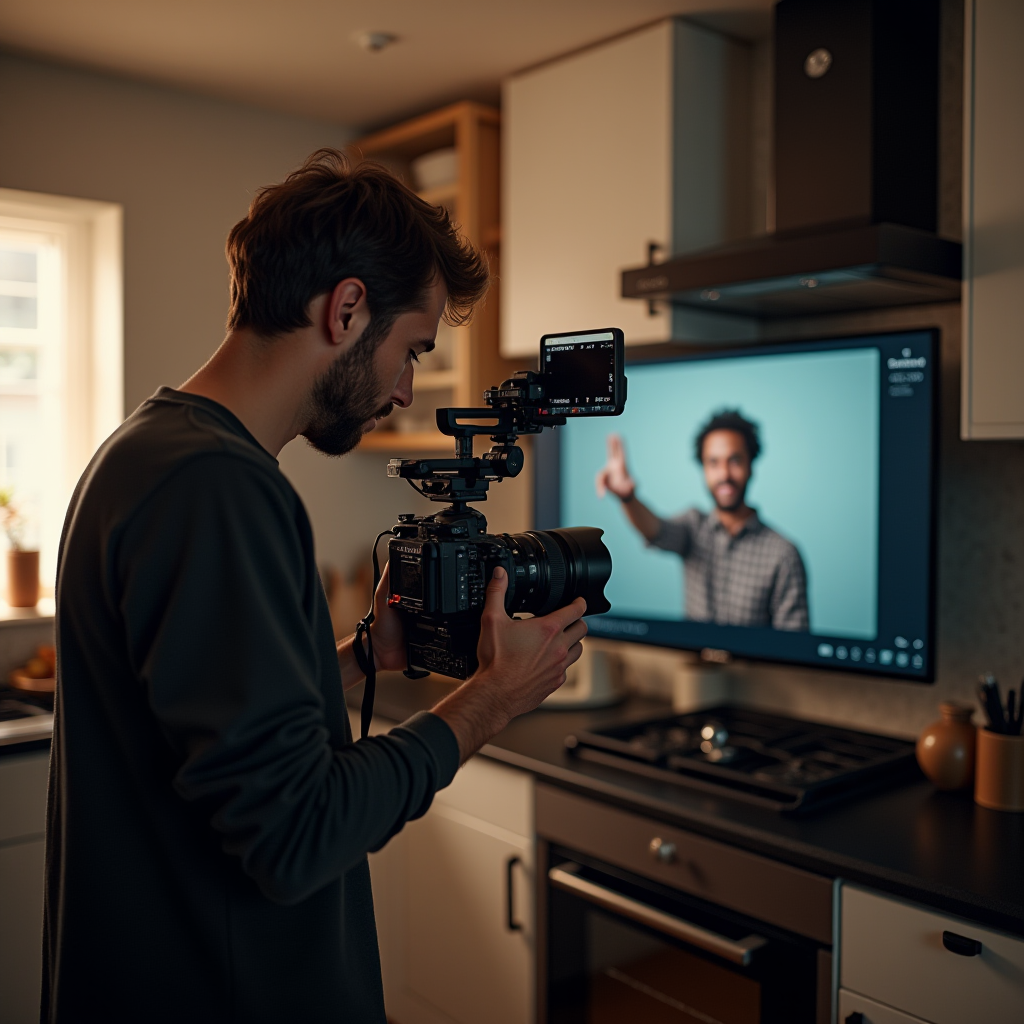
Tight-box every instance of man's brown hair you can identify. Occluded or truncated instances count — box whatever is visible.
[226,148,490,339]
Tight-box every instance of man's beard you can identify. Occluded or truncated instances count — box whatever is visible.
[712,481,748,513]
[303,321,394,457]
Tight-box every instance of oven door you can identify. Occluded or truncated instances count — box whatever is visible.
[544,849,819,1024]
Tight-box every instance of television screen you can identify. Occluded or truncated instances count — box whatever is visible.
[535,329,937,681]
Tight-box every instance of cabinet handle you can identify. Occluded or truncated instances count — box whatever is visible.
[942,930,982,956]
[506,855,523,932]
[548,863,766,966]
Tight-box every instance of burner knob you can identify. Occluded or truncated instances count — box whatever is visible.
[649,837,677,864]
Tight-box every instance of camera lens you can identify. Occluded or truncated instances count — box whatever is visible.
[498,527,611,617]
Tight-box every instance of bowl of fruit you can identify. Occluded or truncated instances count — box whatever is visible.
[9,644,56,692]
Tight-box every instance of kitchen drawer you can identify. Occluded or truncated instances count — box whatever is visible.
[838,988,930,1024]
[0,750,49,844]
[841,884,1024,1024]
[536,783,833,943]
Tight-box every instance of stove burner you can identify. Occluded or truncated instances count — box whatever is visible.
[566,706,917,813]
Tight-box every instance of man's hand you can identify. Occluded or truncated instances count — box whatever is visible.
[368,564,407,672]
[595,433,636,500]
[432,567,587,761]
[336,562,407,687]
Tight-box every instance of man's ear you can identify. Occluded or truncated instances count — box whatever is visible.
[325,278,371,351]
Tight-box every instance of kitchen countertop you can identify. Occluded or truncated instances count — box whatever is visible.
[352,674,1024,940]
[10,673,1020,937]
[0,686,54,751]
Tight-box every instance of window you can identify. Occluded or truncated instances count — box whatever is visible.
[0,190,123,602]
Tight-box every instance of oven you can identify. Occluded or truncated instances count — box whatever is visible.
[535,785,835,1024]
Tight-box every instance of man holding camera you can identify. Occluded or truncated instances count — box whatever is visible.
[44,150,587,1023]
[597,409,809,631]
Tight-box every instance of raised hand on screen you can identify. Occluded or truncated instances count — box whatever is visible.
[595,433,636,500]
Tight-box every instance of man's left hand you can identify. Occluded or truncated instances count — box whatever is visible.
[367,563,407,671]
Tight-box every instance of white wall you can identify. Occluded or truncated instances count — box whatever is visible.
[0,52,495,586]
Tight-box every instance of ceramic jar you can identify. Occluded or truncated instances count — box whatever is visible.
[916,702,976,790]
[6,548,39,608]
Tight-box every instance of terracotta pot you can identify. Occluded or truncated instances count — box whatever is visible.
[916,702,976,790]
[975,729,1024,812]
[6,548,40,608]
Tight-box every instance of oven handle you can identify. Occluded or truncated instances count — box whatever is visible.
[548,863,767,966]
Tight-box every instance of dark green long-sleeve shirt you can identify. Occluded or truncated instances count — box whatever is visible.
[43,388,459,1023]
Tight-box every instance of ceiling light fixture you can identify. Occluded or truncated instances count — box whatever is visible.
[354,31,398,53]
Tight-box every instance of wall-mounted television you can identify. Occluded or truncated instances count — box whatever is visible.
[535,329,938,681]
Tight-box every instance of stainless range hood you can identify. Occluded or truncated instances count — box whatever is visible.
[621,0,961,319]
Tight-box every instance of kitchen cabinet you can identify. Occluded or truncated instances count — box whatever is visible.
[838,990,932,1024]
[840,883,1024,1024]
[501,18,757,356]
[961,0,1024,439]
[364,715,535,1024]
[348,101,518,450]
[0,749,49,1024]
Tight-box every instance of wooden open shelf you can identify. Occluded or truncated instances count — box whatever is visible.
[347,101,516,451]
[358,429,453,453]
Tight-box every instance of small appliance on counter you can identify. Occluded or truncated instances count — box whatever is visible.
[566,705,917,814]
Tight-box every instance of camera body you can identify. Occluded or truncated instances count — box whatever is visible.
[383,328,626,680]
[389,506,611,678]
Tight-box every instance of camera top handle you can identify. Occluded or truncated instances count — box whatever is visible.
[386,402,566,508]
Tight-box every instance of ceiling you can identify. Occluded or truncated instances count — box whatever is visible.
[0,0,772,131]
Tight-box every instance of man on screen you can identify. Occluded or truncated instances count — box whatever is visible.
[596,409,809,631]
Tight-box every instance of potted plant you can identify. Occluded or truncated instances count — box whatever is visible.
[0,487,39,608]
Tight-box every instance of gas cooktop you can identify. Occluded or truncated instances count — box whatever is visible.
[565,705,918,813]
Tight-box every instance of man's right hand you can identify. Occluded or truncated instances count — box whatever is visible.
[595,433,636,500]
[432,567,587,761]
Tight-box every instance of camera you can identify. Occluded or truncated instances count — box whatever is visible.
[382,328,627,680]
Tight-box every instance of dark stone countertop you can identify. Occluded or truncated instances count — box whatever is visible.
[352,674,1024,940]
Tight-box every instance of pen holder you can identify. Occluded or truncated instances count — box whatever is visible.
[974,728,1024,812]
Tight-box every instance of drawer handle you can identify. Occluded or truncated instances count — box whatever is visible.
[548,863,766,966]
[942,930,982,957]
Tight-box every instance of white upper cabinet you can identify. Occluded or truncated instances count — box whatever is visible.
[501,19,757,357]
[962,0,1024,439]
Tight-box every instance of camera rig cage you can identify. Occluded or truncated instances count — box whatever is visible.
[353,328,626,739]
[387,369,564,508]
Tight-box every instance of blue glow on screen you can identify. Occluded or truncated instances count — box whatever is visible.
[560,347,880,640]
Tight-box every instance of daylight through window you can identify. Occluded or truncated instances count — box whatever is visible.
[0,190,123,601]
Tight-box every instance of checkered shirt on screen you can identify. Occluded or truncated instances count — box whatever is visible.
[650,508,809,630]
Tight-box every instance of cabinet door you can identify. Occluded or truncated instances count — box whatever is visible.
[0,838,45,1024]
[502,20,675,355]
[501,19,756,357]
[402,806,533,1024]
[962,0,1024,438]
[360,716,536,1024]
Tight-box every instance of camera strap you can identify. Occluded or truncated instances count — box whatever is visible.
[353,530,394,740]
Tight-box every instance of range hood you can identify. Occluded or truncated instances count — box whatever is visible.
[621,0,961,319]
